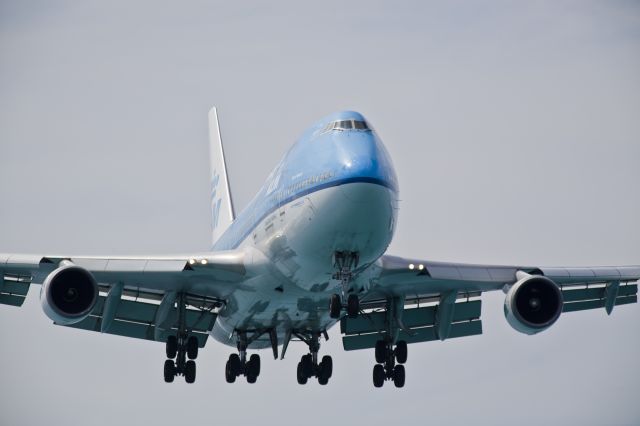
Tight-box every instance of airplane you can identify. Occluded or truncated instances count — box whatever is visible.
[1,108,638,388]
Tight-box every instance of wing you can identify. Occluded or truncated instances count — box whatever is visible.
[0,251,246,347]
[341,255,639,351]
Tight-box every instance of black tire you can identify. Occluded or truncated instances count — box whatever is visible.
[164,359,175,383]
[229,353,241,374]
[301,354,313,378]
[165,335,177,359]
[347,294,359,318]
[225,359,236,383]
[320,355,333,378]
[393,364,405,388]
[375,340,386,364]
[296,362,308,385]
[246,372,257,384]
[395,340,408,364]
[329,294,342,319]
[373,364,385,388]
[249,354,261,377]
[185,360,196,384]
[186,336,198,360]
[318,376,328,385]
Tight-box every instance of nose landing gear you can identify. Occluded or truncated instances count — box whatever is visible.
[329,251,360,319]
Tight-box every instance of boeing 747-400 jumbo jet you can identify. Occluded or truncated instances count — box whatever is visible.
[1,109,638,387]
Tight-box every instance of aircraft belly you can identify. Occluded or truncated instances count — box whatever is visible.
[258,182,396,292]
[210,182,397,347]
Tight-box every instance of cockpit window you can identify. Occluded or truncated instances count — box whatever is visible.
[337,120,353,129]
[316,119,371,137]
[353,120,367,130]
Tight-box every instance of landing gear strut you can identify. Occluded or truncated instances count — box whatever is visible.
[163,293,199,384]
[295,331,333,385]
[225,331,262,384]
[329,251,360,319]
[373,339,407,388]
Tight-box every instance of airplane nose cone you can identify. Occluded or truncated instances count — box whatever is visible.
[336,132,398,194]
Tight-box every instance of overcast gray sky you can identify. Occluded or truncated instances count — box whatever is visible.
[1,1,639,425]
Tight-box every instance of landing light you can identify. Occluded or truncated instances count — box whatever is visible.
[409,264,415,270]
[189,259,196,265]
[418,264,425,271]
[201,259,208,265]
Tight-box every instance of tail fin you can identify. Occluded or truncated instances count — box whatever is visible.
[208,107,235,246]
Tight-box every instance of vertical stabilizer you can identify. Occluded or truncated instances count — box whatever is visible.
[208,107,235,246]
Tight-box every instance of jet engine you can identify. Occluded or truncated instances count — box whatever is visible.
[504,273,563,335]
[41,261,98,325]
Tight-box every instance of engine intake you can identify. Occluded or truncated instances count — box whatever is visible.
[41,262,98,325]
[504,273,563,335]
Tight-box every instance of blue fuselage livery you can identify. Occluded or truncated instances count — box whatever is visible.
[208,110,400,348]
[2,107,637,389]
[213,111,399,252]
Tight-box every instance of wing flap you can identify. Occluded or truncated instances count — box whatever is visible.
[562,295,637,313]
[561,283,637,313]
[341,298,482,351]
[343,320,482,351]
[57,291,218,348]
[341,300,481,335]
[0,273,31,307]
[64,316,210,347]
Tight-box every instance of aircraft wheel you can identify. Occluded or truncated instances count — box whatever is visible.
[301,354,313,378]
[393,364,405,388]
[395,340,407,364]
[375,340,386,364]
[225,359,236,383]
[186,336,199,360]
[164,359,176,383]
[185,360,196,384]
[320,355,333,378]
[296,362,308,385]
[246,373,257,384]
[229,353,241,373]
[373,364,385,388]
[248,354,261,377]
[329,294,342,318]
[165,335,177,359]
[347,294,359,318]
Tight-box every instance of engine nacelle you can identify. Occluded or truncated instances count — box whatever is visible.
[41,261,98,325]
[504,273,563,335]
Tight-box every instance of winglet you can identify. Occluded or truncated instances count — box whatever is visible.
[208,107,235,246]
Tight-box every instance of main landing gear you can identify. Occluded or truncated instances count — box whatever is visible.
[329,251,360,319]
[295,331,333,385]
[163,293,199,384]
[164,333,199,383]
[372,339,407,388]
[225,332,262,384]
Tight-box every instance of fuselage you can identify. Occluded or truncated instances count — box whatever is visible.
[211,111,399,347]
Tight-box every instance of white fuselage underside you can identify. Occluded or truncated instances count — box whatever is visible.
[211,182,397,348]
